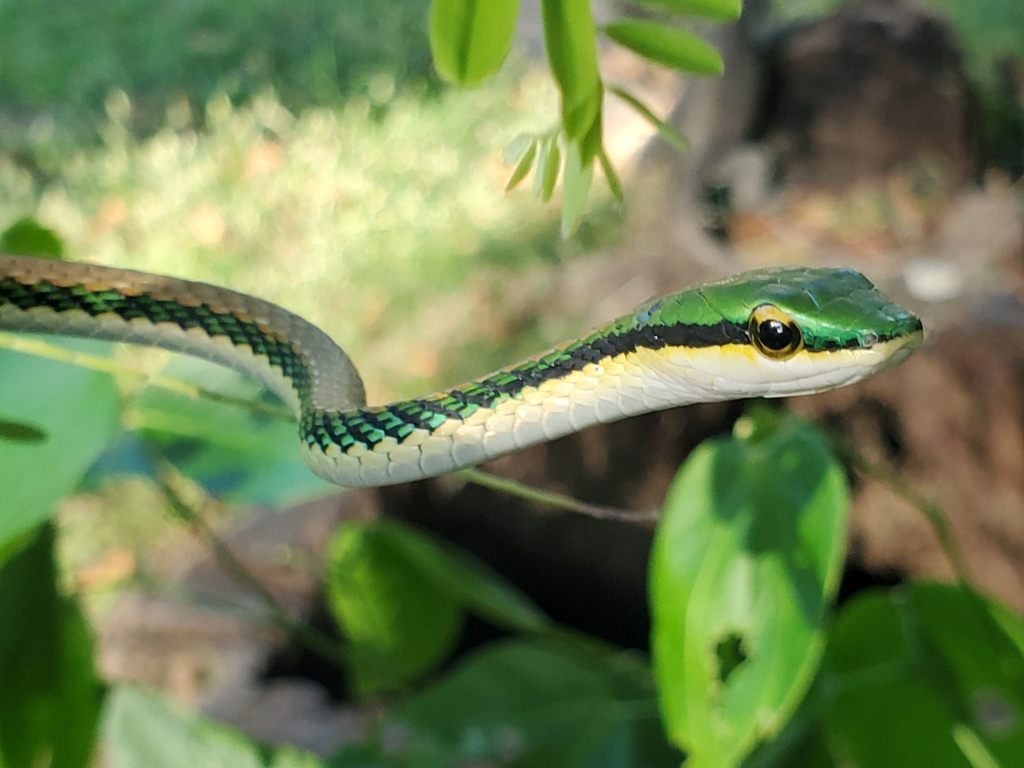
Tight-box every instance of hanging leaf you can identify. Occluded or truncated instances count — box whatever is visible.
[560,141,593,237]
[598,147,626,203]
[609,85,690,152]
[430,0,520,86]
[533,135,562,202]
[504,139,539,192]
[635,0,743,22]
[540,0,602,143]
[605,19,724,76]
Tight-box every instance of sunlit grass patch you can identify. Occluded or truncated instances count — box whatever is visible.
[4,69,615,402]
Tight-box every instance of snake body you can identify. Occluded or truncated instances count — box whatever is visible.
[0,255,923,487]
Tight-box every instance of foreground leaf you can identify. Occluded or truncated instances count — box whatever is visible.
[820,583,1024,767]
[0,217,64,260]
[0,341,120,553]
[0,524,104,768]
[386,639,680,767]
[326,520,550,696]
[102,686,322,768]
[650,411,848,767]
[635,0,742,22]
[126,356,333,506]
[430,0,519,86]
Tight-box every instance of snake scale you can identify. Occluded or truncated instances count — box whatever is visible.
[0,255,923,487]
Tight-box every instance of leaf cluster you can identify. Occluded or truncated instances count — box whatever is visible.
[430,0,740,235]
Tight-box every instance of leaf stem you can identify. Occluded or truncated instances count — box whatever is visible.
[456,467,658,523]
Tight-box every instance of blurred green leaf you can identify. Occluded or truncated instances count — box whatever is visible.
[560,140,593,237]
[0,524,103,768]
[597,147,625,203]
[540,0,602,143]
[429,0,519,86]
[0,341,120,552]
[503,132,535,165]
[605,19,724,75]
[650,411,849,767]
[326,519,550,696]
[635,0,742,22]
[0,218,64,259]
[821,583,1024,768]
[504,138,539,192]
[128,356,333,506]
[389,639,681,767]
[102,686,322,768]
[535,135,561,202]
[608,85,690,152]
[327,520,463,695]
[376,519,551,633]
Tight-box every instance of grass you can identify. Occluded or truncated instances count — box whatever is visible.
[20,70,619,402]
[0,0,436,138]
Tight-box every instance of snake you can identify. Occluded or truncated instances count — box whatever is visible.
[0,255,923,487]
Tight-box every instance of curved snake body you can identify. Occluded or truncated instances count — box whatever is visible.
[0,255,923,487]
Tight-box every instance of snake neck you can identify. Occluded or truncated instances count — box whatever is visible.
[302,346,694,486]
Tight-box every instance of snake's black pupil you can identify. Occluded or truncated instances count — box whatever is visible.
[758,319,794,351]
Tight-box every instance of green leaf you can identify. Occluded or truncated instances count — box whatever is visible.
[128,356,333,506]
[608,85,690,152]
[504,138,539,192]
[605,19,724,76]
[634,0,743,22]
[540,0,603,142]
[326,519,551,696]
[327,520,462,696]
[820,583,1024,768]
[0,341,120,552]
[429,0,519,86]
[0,524,104,768]
[650,411,849,766]
[560,141,593,237]
[390,639,681,767]
[503,132,535,166]
[598,147,625,203]
[0,217,64,259]
[375,519,550,634]
[102,686,322,768]
[534,135,561,202]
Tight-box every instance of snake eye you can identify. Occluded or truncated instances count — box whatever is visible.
[749,304,803,359]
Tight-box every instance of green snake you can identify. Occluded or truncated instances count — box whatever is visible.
[0,255,923,487]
